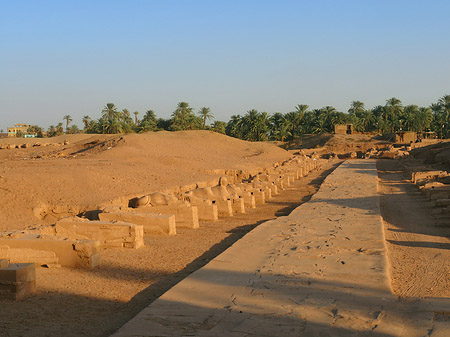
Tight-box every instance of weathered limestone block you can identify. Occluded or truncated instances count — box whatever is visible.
[435,199,450,207]
[0,245,9,260]
[0,263,36,301]
[212,199,233,217]
[99,212,176,235]
[0,259,8,268]
[0,237,100,268]
[429,188,450,200]
[184,196,219,221]
[195,204,219,221]
[134,205,199,229]
[241,193,256,209]
[56,218,144,249]
[413,171,448,184]
[254,189,266,204]
[422,184,450,200]
[231,197,245,214]
[9,248,59,266]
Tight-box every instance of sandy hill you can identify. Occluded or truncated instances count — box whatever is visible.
[0,131,291,231]
[410,140,450,170]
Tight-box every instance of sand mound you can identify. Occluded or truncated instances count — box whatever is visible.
[410,140,450,169]
[0,131,290,231]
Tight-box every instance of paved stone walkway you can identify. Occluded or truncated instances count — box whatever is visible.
[112,160,450,336]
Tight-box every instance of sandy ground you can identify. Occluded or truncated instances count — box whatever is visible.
[1,132,450,336]
[113,160,442,336]
[377,159,450,298]
[0,131,291,231]
[0,153,340,337]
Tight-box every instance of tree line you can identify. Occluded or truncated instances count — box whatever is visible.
[24,95,450,140]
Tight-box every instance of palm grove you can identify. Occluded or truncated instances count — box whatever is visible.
[29,95,450,141]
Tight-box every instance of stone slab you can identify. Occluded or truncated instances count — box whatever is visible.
[139,205,199,229]
[56,219,144,248]
[195,204,219,222]
[99,212,176,235]
[0,238,100,268]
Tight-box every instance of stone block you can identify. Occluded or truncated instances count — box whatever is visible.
[427,187,450,200]
[212,199,233,217]
[435,199,450,207]
[56,219,144,248]
[242,194,256,209]
[9,248,59,266]
[252,190,266,204]
[0,263,36,301]
[0,245,9,260]
[231,197,245,214]
[0,238,100,268]
[135,205,199,229]
[0,259,8,269]
[413,171,448,184]
[99,212,176,235]
[195,204,219,221]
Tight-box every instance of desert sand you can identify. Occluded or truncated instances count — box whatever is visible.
[0,131,291,231]
[0,131,449,336]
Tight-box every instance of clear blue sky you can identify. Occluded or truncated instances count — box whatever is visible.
[1,0,450,131]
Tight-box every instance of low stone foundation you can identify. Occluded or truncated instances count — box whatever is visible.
[56,218,144,249]
[0,237,100,268]
[99,212,176,235]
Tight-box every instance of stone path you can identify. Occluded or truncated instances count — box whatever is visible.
[112,160,450,336]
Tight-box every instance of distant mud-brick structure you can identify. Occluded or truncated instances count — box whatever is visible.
[395,131,417,143]
[334,124,353,135]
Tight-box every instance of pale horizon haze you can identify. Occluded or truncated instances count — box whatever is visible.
[1,0,450,131]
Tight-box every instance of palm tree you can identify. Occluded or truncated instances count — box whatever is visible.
[276,122,292,142]
[312,109,327,134]
[82,116,91,130]
[133,111,139,124]
[102,103,119,121]
[348,101,365,115]
[101,103,119,133]
[226,115,244,138]
[56,123,64,136]
[415,107,432,133]
[431,102,446,138]
[385,97,403,132]
[402,105,419,131]
[240,109,269,141]
[269,113,286,140]
[138,110,157,132]
[439,94,450,123]
[211,121,227,134]
[172,102,193,130]
[121,109,130,123]
[63,115,72,131]
[291,104,308,136]
[198,107,214,129]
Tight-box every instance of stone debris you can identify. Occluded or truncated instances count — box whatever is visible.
[0,235,100,268]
